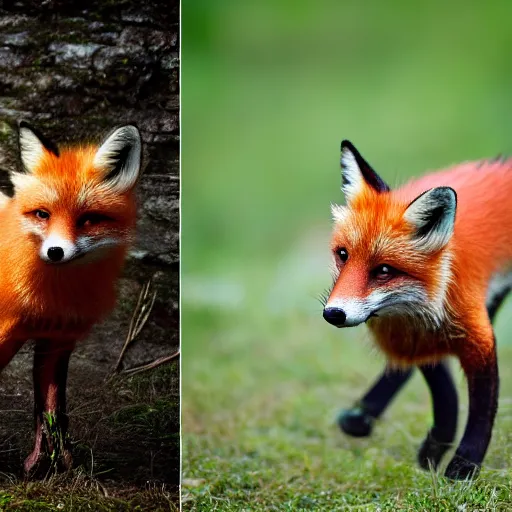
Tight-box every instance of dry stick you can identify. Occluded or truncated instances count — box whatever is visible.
[111,277,157,375]
[120,350,180,376]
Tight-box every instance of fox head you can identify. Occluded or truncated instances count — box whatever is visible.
[12,121,142,265]
[323,141,456,329]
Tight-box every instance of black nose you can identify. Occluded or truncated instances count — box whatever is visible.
[323,307,346,327]
[47,246,64,262]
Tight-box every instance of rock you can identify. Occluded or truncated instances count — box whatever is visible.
[48,42,103,68]
[161,53,179,70]
[1,32,30,47]
[0,15,30,29]
[0,47,24,67]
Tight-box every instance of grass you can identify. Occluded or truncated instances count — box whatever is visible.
[182,309,512,511]
[0,475,177,511]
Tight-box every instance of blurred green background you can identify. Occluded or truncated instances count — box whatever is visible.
[182,1,512,509]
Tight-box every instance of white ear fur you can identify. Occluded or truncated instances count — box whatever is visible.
[340,140,389,204]
[404,187,457,252]
[19,125,46,174]
[331,203,348,223]
[93,125,142,192]
[341,144,364,202]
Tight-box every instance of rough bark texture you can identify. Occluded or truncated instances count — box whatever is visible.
[0,0,179,492]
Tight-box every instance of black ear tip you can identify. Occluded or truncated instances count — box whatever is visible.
[17,121,60,158]
[341,139,355,153]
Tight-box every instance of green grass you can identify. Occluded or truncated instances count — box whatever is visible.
[182,310,512,511]
[182,0,512,509]
[0,477,178,511]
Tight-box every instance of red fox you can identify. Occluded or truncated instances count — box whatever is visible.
[323,140,508,479]
[0,121,142,475]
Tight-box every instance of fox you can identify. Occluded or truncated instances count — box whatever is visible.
[0,121,142,475]
[322,140,511,480]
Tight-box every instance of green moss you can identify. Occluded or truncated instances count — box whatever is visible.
[0,122,13,142]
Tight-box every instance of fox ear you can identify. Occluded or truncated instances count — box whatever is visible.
[18,121,60,174]
[404,187,457,252]
[340,140,389,203]
[93,125,142,192]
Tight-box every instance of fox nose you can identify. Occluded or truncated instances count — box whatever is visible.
[47,246,64,262]
[323,307,346,327]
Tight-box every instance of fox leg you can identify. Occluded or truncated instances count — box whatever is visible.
[444,340,499,480]
[440,292,507,480]
[24,339,76,477]
[417,362,458,470]
[339,366,414,437]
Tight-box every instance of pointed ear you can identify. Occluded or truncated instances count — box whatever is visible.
[404,187,457,252]
[340,140,390,203]
[93,125,142,192]
[18,121,60,174]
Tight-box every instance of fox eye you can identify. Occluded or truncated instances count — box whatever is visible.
[372,264,397,282]
[336,248,348,263]
[77,213,113,228]
[34,209,50,220]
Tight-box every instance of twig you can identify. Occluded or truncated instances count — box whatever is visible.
[119,350,180,376]
[110,277,157,376]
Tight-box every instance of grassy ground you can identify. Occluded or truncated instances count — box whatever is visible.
[182,1,512,510]
[182,307,512,511]
[0,363,179,511]
[0,363,179,512]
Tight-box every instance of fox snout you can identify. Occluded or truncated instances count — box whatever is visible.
[40,233,123,264]
[323,305,376,328]
[41,235,79,264]
[323,296,379,328]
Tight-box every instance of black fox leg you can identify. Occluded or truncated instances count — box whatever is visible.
[339,366,413,437]
[445,345,499,480]
[487,285,511,323]
[417,362,458,470]
[24,339,76,477]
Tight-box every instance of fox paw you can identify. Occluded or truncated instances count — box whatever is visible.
[417,432,452,471]
[24,447,73,479]
[338,407,374,437]
[444,455,480,480]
